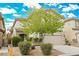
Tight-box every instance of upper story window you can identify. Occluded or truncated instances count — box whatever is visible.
[76,21,79,27]
[65,21,75,28]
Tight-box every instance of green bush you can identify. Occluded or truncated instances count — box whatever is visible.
[34,38,39,42]
[27,37,33,41]
[18,41,32,55]
[12,36,23,47]
[39,38,43,42]
[34,38,43,42]
[40,43,52,55]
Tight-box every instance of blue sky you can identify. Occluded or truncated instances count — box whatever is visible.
[0,3,79,30]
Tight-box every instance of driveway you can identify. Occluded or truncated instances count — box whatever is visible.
[54,45,79,56]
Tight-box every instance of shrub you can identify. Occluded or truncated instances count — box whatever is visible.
[27,37,33,41]
[18,41,32,55]
[34,38,39,42]
[39,38,43,42]
[12,36,23,47]
[34,38,43,42]
[40,43,52,55]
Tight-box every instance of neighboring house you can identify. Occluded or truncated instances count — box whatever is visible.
[63,18,79,44]
[11,18,26,39]
[0,13,5,47]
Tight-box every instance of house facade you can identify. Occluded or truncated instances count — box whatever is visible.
[64,18,79,44]
[0,13,5,47]
[11,18,26,39]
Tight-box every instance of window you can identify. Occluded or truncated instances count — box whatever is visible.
[76,21,79,27]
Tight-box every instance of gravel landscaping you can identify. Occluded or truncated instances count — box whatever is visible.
[13,46,64,56]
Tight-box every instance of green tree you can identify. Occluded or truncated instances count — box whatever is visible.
[22,9,64,37]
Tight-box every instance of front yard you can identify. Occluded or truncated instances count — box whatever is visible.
[0,46,64,56]
[1,45,79,56]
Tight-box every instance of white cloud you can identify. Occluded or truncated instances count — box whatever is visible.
[46,3,58,6]
[62,4,79,12]
[58,5,63,8]
[69,4,79,10]
[0,8,16,14]
[6,18,14,22]
[22,8,26,11]
[61,13,66,16]
[7,5,11,8]
[13,14,20,17]
[23,2,41,9]
[67,13,76,18]
[61,13,76,18]
[14,7,19,9]
[62,7,71,12]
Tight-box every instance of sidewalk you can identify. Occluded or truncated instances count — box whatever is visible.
[1,45,79,56]
[0,47,21,56]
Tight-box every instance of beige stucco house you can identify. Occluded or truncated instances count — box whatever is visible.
[63,18,79,44]
[11,18,26,39]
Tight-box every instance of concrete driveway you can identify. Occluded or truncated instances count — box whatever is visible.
[54,45,79,56]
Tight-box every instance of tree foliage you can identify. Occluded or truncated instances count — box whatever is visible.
[22,9,64,34]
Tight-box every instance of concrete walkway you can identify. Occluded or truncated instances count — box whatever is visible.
[54,45,79,56]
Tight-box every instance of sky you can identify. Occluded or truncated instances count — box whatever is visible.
[0,3,79,30]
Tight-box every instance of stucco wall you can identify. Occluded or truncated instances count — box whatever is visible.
[63,25,76,44]
[64,20,75,28]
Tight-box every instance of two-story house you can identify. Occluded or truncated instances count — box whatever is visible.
[64,18,79,44]
[11,18,26,39]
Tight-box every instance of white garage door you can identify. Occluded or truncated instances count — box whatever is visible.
[76,34,79,43]
[43,35,65,45]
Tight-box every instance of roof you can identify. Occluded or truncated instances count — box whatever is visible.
[64,18,79,23]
